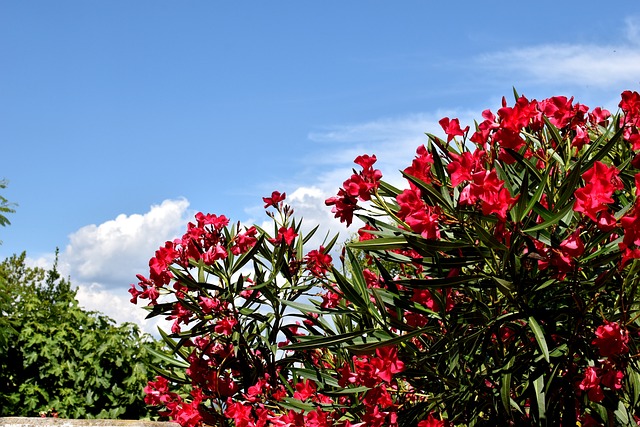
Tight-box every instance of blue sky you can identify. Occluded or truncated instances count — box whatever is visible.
[1,2,639,332]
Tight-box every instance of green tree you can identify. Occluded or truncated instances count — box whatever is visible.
[0,251,161,419]
[0,178,16,348]
[0,179,15,231]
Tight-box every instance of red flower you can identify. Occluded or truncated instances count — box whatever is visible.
[371,346,405,383]
[293,379,317,401]
[202,244,227,265]
[446,150,485,187]
[460,169,517,221]
[579,366,604,402]
[263,191,286,208]
[418,414,446,427]
[305,246,333,277]
[171,400,202,427]
[404,145,434,187]
[195,212,229,229]
[214,317,238,336]
[573,161,623,222]
[589,106,611,127]
[144,376,180,406]
[224,400,253,427]
[357,224,377,241]
[592,321,629,357]
[548,230,585,278]
[396,187,441,238]
[149,241,179,286]
[320,290,341,309]
[231,226,258,255]
[325,189,358,226]
[439,117,469,142]
[600,367,624,390]
[269,226,298,246]
[620,90,640,126]
[405,206,440,240]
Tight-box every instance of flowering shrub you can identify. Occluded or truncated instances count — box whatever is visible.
[132,90,640,426]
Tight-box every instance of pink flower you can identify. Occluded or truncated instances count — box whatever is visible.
[269,226,298,246]
[573,161,623,222]
[263,190,286,208]
[305,246,333,277]
[293,379,317,401]
[592,321,629,357]
[439,117,469,142]
[371,346,405,383]
[214,317,238,336]
[418,414,446,427]
[579,366,604,402]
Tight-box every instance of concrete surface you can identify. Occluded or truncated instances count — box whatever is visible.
[0,419,180,427]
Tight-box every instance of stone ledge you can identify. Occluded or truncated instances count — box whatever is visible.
[0,419,180,427]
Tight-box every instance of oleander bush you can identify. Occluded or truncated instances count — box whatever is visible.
[132,90,640,426]
[0,252,161,419]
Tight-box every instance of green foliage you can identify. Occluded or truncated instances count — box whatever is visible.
[0,252,161,418]
[0,179,15,231]
[319,101,640,425]
[135,92,640,426]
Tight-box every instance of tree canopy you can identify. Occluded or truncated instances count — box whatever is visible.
[0,252,161,419]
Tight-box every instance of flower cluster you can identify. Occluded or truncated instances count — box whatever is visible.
[134,90,640,427]
[325,154,383,226]
[321,90,640,425]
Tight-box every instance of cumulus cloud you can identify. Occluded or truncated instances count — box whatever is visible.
[35,198,194,335]
[75,283,172,335]
[63,198,191,288]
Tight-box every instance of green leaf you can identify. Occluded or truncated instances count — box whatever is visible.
[581,125,625,171]
[145,344,189,369]
[401,171,453,211]
[528,317,549,363]
[554,162,583,209]
[230,234,265,276]
[283,329,374,351]
[500,357,514,415]
[523,203,573,234]
[348,236,407,251]
[347,327,428,353]
[533,373,546,421]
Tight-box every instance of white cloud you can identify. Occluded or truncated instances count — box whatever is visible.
[478,44,640,87]
[287,186,347,250]
[62,198,191,288]
[307,111,478,191]
[477,16,640,89]
[75,282,172,335]
[29,199,194,335]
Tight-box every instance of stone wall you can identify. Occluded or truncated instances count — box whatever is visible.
[0,419,180,427]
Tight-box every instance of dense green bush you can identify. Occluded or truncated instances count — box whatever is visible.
[0,252,161,419]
